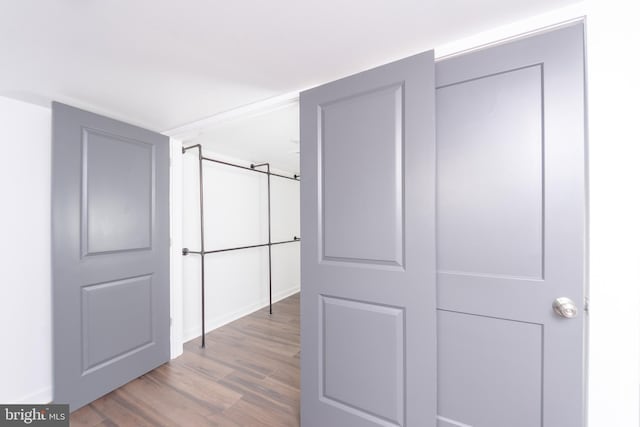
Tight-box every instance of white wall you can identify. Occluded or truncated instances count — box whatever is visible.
[181,148,300,342]
[585,1,640,425]
[0,96,52,403]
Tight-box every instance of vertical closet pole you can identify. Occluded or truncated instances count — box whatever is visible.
[252,162,273,315]
[197,145,206,348]
[181,143,207,348]
[266,164,273,315]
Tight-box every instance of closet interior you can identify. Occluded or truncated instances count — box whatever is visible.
[180,101,301,348]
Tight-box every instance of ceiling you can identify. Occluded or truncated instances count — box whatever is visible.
[0,0,579,171]
[191,101,300,173]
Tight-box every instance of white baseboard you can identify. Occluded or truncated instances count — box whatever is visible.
[272,285,300,303]
[182,285,300,344]
[13,386,52,404]
[170,335,184,360]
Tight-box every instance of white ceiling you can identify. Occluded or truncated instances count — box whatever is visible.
[0,0,579,172]
[192,101,301,173]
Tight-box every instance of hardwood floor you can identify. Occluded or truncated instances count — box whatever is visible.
[71,293,301,427]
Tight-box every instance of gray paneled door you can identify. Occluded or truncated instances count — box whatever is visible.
[300,52,437,426]
[52,103,170,411]
[435,24,585,427]
[300,23,585,427]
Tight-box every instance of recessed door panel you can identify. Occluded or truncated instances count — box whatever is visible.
[321,296,404,425]
[437,311,542,427]
[320,84,404,267]
[437,65,543,279]
[83,129,154,255]
[82,275,154,373]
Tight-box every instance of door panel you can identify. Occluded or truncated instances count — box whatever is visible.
[436,24,585,427]
[322,296,405,424]
[321,83,404,266]
[81,275,154,372]
[437,65,543,279]
[52,103,170,411]
[437,311,543,427]
[83,129,154,254]
[301,52,436,426]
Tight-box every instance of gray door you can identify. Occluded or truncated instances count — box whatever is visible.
[435,24,586,427]
[52,103,170,411]
[300,52,437,426]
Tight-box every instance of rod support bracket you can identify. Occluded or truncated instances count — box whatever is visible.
[182,247,189,256]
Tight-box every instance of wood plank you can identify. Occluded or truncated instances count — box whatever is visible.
[70,293,301,426]
[89,393,160,427]
[69,405,104,427]
[223,398,299,427]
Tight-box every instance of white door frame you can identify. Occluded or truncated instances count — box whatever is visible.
[169,138,184,359]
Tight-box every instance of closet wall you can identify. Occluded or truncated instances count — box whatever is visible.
[0,96,52,403]
[181,148,300,342]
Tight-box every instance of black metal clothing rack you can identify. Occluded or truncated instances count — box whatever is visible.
[181,144,301,348]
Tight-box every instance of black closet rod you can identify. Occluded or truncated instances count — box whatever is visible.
[181,143,301,348]
[183,236,300,255]
[183,144,300,181]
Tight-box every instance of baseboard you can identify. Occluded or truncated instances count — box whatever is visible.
[272,285,300,303]
[182,285,300,344]
[170,336,184,360]
[12,386,53,404]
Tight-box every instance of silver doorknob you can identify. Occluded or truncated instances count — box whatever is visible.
[552,297,578,319]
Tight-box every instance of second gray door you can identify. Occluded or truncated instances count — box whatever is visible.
[52,103,170,411]
[435,23,586,427]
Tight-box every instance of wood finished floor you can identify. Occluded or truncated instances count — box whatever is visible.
[71,293,301,427]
